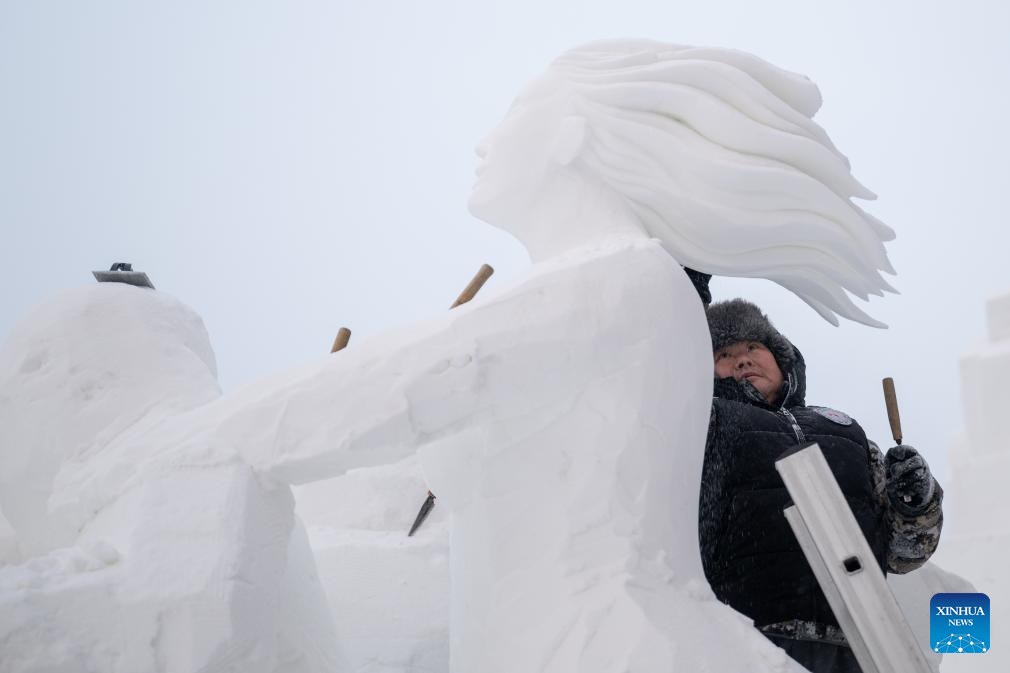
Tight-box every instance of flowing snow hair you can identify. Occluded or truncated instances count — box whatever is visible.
[549,40,896,326]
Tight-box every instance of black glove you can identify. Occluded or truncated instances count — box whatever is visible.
[683,267,712,307]
[885,445,935,514]
[713,376,768,405]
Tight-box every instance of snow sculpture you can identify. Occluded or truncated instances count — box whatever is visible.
[471,41,895,328]
[0,284,221,558]
[205,40,890,671]
[293,456,451,671]
[0,285,342,673]
[930,290,1010,672]
[0,40,897,672]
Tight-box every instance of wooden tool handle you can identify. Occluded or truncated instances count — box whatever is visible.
[330,327,351,353]
[882,377,902,445]
[450,264,494,309]
[408,263,494,536]
[332,262,493,355]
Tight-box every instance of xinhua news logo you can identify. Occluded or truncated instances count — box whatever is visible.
[930,593,990,654]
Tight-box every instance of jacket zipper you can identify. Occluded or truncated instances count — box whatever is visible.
[779,408,806,444]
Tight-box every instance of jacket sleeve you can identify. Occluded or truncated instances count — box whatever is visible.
[868,441,944,574]
[699,401,735,582]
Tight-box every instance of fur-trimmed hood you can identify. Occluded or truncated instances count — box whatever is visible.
[707,298,806,408]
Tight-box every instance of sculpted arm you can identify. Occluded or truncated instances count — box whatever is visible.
[212,318,480,486]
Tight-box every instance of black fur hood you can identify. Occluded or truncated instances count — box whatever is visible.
[707,298,807,409]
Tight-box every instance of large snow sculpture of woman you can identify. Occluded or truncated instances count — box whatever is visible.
[208,40,894,671]
[4,40,895,672]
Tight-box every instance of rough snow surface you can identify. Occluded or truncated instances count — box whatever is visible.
[293,456,450,672]
[194,234,808,672]
[0,285,340,673]
[0,283,220,558]
[0,238,808,673]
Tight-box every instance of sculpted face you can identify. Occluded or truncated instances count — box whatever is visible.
[714,341,784,404]
[467,74,585,234]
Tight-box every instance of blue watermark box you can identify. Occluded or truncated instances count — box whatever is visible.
[931,593,990,654]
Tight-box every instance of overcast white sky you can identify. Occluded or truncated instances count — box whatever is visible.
[2,1,1009,488]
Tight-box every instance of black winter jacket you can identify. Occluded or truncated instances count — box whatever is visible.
[698,350,943,630]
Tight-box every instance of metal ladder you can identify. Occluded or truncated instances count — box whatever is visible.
[775,442,930,673]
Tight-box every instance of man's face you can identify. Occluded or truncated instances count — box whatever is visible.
[714,341,784,404]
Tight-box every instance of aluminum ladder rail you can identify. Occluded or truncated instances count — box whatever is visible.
[775,442,930,673]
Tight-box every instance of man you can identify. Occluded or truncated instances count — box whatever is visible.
[698,297,943,673]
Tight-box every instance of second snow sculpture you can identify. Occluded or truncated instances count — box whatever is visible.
[219,40,895,671]
[0,284,345,673]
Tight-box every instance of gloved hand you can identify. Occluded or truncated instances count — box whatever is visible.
[885,445,935,514]
[683,267,712,307]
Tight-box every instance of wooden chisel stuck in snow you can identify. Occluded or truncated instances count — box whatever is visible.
[407,263,494,537]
